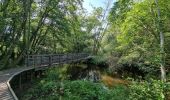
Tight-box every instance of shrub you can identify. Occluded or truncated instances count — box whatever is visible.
[63,80,129,100]
[110,85,129,100]
[46,66,70,81]
[22,68,168,100]
[129,79,165,100]
[87,55,108,68]
[45,68,60,81]
[164,83,170,100]
[21,79,129,100]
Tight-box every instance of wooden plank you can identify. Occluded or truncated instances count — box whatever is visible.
[0,82,14,100]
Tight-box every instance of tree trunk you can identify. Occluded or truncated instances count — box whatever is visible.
[155,0,166,82]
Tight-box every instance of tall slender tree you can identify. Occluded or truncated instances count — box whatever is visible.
[155,0,166,81]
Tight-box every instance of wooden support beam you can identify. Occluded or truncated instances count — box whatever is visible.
[49,55,52,66]
[30,70,33,82]
[19,73,22,90]
[40,55,42,66]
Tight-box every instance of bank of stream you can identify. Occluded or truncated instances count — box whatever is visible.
[13,63,129,100]
[12,62,170,100]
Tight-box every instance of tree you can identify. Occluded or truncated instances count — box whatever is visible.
[154,0,166,81]
[0,0,84,69]
[108,0,170,79]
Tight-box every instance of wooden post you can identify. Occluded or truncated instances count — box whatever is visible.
[72,54,74,61]
[35,71,37,78]
[66,53,68,63]
[59,54,61,64]
[19,73,22,90]
[25,71,28,82]
[30,70,33,82]
[51,55,53,65]
[25,55,28,67]
[40,55,42,67]
[32,56,34,67]
[49,55,52,66]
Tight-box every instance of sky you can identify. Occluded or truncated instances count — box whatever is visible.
[83,0,116,13]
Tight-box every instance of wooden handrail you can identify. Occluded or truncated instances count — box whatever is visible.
[25,53,89,68]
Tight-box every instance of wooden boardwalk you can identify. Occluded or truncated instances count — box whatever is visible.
[0,67,34,100]
[0,53,89,100]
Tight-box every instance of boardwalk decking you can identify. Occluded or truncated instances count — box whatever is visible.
[0,53,89,100]
[0,83,13,100]
[0,67,35,100]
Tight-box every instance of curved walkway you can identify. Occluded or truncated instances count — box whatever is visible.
[0,53,90,100]
[0,67,34,100]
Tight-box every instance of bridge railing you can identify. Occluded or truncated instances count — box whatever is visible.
[25,53,89,67]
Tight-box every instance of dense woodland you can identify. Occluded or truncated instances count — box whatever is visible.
[0,0,170,100]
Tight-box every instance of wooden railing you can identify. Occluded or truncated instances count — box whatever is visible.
[25,53,89,67]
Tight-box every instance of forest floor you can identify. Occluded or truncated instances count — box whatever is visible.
[101,75,129,88]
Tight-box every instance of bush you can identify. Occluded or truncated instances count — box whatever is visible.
[45,68,60,81]
[129,79,165,100]
[22,79,129,100]
[63,80,129,100]
[46,65,70,81]
[165,83,170,100]
[22,79,167,100]
[87,55,109,68]
[110,85,129,100]
[22,68,168,100]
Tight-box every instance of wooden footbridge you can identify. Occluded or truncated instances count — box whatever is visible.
[0,53,90,100]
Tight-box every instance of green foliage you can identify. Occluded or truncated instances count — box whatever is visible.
[90,55,107,65]
[21,68,130,100]
[22,79,129,100]
[45,68,60,81]
[88,55,109,69]
[22,78,170,100]
[109,85,130,100]
[0,0,86,69]
[63,80,110,100]
[129,79,165,100]
[46,66,70,81]
[164,83,170,100]
[63,81,129,100]
[21,67,170,100]
[107,0,170,79]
